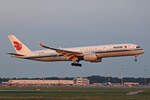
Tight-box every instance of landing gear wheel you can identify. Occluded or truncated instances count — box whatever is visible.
[71,63,82,67]
[134,56,138,62]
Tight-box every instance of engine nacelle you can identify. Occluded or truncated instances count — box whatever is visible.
[83,54,102,62]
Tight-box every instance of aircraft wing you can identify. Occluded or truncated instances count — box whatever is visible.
[38,42,84,62]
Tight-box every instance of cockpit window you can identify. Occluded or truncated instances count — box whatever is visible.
[136,46,140,48]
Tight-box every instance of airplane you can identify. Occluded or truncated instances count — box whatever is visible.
[8,35,144,67]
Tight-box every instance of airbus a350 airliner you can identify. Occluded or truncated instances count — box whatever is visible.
[8,35,144,67]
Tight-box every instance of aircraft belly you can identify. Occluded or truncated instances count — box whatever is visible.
[97,50,143,58]
[26,50,144,62]
[30,56,67,62]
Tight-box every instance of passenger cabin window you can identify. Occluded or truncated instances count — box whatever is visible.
[113,46,123,49]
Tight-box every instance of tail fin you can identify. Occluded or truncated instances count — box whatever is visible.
[8,35,31,55]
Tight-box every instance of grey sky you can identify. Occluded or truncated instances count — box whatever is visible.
[0,0,149,78]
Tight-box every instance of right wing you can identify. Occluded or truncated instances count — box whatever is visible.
[38,42,84,62]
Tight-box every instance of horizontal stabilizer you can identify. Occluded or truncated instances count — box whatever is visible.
[8,53,24,56]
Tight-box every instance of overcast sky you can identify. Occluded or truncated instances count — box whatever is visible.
[0,0,149,78]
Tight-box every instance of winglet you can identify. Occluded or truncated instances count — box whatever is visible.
[37,42,56,50]
[37,42,44,47]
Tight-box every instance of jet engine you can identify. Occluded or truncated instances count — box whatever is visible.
[83,54,102,62]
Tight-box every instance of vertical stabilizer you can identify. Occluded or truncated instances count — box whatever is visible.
[8,35,31,54]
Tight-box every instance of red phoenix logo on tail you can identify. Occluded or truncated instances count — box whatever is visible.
[13,41,22,51]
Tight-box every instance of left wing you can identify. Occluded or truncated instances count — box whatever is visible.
[38,42,84,62]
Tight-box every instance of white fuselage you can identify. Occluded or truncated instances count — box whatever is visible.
[20,44,144,62]
[8,35,144,66]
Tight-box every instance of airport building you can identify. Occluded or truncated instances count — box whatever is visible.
[73,78,90,86]
[123,82,139,87]
[9,80,74,86]
[8,78,90,87]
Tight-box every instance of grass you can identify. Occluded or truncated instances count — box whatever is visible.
[0,87,150,100]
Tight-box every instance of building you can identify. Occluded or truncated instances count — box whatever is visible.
[9,80,74,86]
[90,83,104,87]
[73,78,89,86]
[124,82,139,87]
[8,78,90,87]
[1,82,9,86]
[111,83,124,87]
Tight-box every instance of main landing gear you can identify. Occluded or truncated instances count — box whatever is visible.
[134,55,138,62]
[71,63,82,67]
